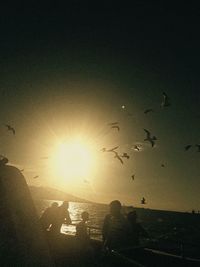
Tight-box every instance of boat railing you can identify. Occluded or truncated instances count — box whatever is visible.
[63,221,200,259]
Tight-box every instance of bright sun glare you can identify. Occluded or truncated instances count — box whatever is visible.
[51,139,96,182]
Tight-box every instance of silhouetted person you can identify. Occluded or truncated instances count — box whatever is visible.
[0,164,52,266]
[76,211,90,243]
[76,211,94,263]
[51,201,71,234]
[102,200,130,250]
[39,202,59,231]
[127,211,148,246]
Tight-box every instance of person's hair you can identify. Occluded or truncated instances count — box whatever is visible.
[51,202,59,208]
[109,200,122,216]
[110,200,122,209]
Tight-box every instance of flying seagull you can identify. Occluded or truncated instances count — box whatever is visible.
[121,153,130,159]
[161,92,171,108]
[144,129,157,147]
[144,109,154,114]
[5,124,15,135]
[196,144,200,152]
[184,145,192,151]
[107,146,119,152]
[108,122,119,126]
[33,175,39,179]
[101,146,119,153]
[114,153,124,164]
[141,197,146,204]
[134,145,140,151]
[101,146,123,164]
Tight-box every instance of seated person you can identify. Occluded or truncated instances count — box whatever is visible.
[102,200,130,250]
[127,210,149,246]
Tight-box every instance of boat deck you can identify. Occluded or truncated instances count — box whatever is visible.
[46,233,200,267]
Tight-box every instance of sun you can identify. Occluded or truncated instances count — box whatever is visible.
[51,138,96,182]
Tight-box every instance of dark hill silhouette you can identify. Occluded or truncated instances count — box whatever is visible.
[29,186,90,203]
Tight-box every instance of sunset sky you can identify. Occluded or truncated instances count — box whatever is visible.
[0,2,199,212]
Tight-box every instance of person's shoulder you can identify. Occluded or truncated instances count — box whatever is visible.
[0,165,20,173]
[0,165,25,180]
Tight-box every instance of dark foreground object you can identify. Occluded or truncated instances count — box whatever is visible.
[47,233,200,267]
[0,165,53,266]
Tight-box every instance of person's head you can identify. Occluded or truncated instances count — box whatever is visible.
[81,211,89,222]
[127,211,137,223]
[110,200,122,216]
[62,201,69,209]
[51,202,59,209]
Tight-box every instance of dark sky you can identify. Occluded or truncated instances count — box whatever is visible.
[0,2,199,211]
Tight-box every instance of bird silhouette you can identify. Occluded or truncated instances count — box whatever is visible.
[144,129,157,147]
[111,125,120,131]
[33,175,39,179]
[141,197,146,204]
[114,153,124,164]
[121,152,130,159]
[131,174,135,181]
[134,145,140,151]
[161,92,171,108]
[144,109,154,114]
[184,145,192,151]
[101,146,123,164]
[196,144,200,152]
[101,146,119,153]
[161,164,165,168]
[5,124,15,135]
[108,122,119,126]
[107,146,119,152]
